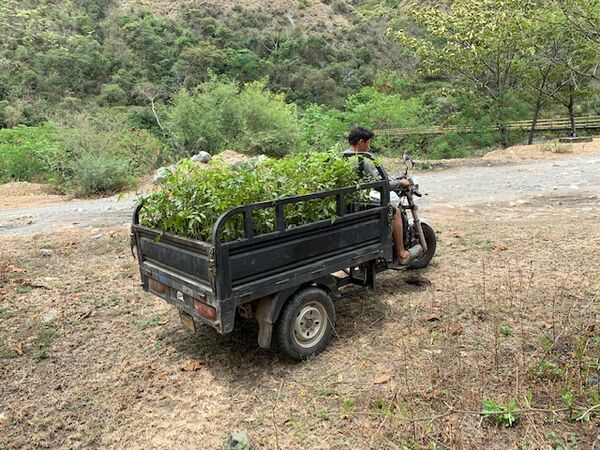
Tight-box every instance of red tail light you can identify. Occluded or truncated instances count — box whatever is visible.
[148,278,167,294]
[194,299,216,320]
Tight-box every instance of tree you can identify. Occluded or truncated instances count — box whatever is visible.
[135,82,168,132]
[174,43,227,88]
[517,7,577,142]
[518,4,597,141]
[394,0,537,146]
[556,0,600,44]
[543,1,600,81]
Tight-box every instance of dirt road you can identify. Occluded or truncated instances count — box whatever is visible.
[1,153,600,236]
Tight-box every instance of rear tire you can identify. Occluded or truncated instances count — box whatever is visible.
[275,287,335,360]
[407,223,436,269]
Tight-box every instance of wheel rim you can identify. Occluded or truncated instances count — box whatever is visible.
[293,302,328,349]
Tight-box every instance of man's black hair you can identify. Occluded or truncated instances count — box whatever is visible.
[348,126,375,145]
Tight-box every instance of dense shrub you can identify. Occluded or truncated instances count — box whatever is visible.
[167,80,300,157]
[55,114,167,194]
[70,152,133,196]
[300,87,434,152]
[0,114,168,195]
[301,104,347,149]
[0,124,65,183]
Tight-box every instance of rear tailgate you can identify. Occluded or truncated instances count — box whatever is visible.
[131,224,223,330]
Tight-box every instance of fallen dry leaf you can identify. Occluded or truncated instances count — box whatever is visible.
[373,373,392,384]
[491,243,508,252]
[0,290,7,296]
[449,323,464,336]
[77,310,93,320]
[14,342,24,356]
[181,361,206,372]
[425,314,440,322]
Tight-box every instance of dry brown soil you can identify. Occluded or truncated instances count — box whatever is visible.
[0,183,64,211]
[1,190,599,448]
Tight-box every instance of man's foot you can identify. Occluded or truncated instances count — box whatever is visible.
[388,245,423,270]
[397,249,410,265]
[387,250,410,270]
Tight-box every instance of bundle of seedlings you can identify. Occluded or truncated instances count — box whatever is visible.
[139,150,367,242]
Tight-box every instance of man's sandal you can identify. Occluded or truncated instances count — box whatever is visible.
[387,245,423,270]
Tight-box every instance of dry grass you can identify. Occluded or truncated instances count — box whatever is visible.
[483,137,600,162]
[1,194,599,449]
[117,0,350,30]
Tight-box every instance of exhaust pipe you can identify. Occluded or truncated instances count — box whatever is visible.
[407,244,423,260]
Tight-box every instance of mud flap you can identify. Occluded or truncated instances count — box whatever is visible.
[179,310,196,333]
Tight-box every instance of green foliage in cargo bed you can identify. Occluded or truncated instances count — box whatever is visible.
[139,150,367,242]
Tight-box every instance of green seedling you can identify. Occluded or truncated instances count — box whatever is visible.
[482,399,520,427]
[533,360,565,380]
[341,397,356,416]
[141,151,365,242]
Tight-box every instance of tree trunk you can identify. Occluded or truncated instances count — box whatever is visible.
[568,82,576,137]
[528,98,543,145]
[499,125,509,148]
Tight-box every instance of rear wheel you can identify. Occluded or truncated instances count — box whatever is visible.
[407,223,436,269]
[275,287,335,360]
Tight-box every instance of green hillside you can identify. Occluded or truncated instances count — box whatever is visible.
[0,0,598,195]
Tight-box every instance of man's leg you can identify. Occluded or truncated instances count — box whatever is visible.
[392,209,409,263]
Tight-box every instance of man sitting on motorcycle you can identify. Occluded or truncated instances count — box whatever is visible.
[343,126,413,266]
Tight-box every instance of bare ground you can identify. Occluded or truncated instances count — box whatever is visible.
[1,142,599,448]
[1,191,599,449]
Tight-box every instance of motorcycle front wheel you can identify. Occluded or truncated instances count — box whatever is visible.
[407,223,436,269]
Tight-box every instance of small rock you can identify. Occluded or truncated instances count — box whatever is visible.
[42,309,58,324]
[568,184,580,190]
[152,165,175,184]
[587,371,599,386]
[91,233,104,241]
[0,411,9,425]
[191,151,212,163]
[224,431,250,450]
[44,277,59,282]
[39,248,53,257]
